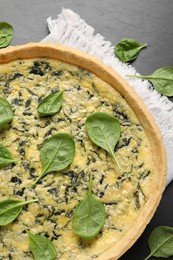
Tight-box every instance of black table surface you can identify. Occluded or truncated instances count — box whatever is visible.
[1,0,173,259]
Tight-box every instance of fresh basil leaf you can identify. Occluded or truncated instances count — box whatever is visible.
[127,67,173,97]
[73,175,105,239]
[0,97,13,127]
[0,199,38,226]
[27,231,56,260]
[114,38,147,62]
[0,22,14,48]
[34,133,75,184]
[145,226,173,260]
[37,91,63,116]
[0,143,16,168]
[85,112,121,168]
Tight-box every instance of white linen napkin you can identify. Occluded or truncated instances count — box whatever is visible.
[42,8,173,186]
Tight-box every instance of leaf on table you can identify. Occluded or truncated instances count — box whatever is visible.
[114,38,147,62]
[0,22,14,48]
[145,226,173,260]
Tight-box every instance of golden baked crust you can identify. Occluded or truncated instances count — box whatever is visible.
[0,43,166,259]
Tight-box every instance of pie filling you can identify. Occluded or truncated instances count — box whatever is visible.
[0,58,153,259]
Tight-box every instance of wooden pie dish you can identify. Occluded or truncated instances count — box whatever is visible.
[0,43,166,259]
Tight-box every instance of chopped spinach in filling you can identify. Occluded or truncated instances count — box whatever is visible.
[0,58,153,259]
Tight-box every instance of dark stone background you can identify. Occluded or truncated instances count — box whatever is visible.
[0,0,173,259]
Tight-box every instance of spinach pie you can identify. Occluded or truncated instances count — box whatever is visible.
[0,43,166,260]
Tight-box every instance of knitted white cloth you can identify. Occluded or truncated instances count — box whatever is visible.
[42,9,173,186]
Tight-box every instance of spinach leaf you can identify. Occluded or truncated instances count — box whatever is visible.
[0,143,16,168]
[145,226,173,260]
[114,38,147,62]
[27,230,56,260]
[37,91,63,116]
[0,22,14,48]
[0,199,38,226]
[73,174,105,239]
[85,112,121,168]
[127,67,173,97]
[34,133,75,184]
[0,97,13,127]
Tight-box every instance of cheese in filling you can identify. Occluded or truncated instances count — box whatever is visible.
[0,58,153,259]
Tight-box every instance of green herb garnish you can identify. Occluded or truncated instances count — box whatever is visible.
[0,143,16,168]
[34,133,75,184]
[0,199,38,226]
[27,230,56,260]
[0,97,13,127]
[0,22,14,48]
[127,67,173,97]
[115,38,147,62]
[145,226,173,260]
[73,174,105,239]
[85,112,121,168]
[37,91,63,116]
